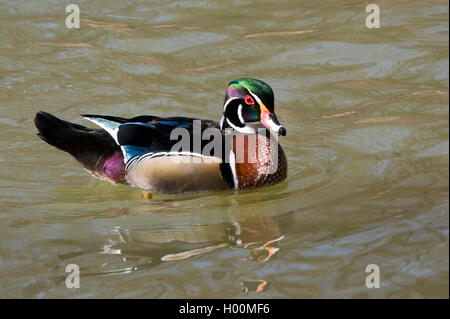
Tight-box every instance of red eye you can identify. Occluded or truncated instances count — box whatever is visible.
[244,95,255,105]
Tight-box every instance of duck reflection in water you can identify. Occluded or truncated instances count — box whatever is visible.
[100,209,290,269]
[129,211,287,263]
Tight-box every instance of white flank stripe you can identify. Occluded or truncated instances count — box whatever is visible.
[229,150,239,189]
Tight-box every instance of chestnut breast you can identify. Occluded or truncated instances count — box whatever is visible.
[233,133,287,189]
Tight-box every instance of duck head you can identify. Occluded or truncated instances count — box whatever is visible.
[219,78,286,136]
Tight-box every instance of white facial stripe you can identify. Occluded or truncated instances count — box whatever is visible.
[225,118,239,130]
[242,86,263,106]
[223,97,239,112]
[237,104,245,124]
[224,86,264,134]
[226,118,256,134]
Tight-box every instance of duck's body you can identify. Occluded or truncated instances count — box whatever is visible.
[34,78,287,195]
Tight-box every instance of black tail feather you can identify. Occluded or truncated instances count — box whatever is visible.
[34,111,121,173]
[35,111,89,148]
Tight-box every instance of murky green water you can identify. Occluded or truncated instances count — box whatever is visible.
[0,0,448,298]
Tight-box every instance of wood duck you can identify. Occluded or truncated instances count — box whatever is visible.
[34,78,287,195]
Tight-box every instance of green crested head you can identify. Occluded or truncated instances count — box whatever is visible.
[226,78,275,113]
[221,78,286,136]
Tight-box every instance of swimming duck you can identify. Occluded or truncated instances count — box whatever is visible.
[34,78,287,194]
